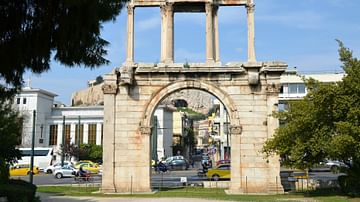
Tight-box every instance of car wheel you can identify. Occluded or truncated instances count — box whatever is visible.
[212,174,220,181]
[55,173,63,179]
[46,169,52,174]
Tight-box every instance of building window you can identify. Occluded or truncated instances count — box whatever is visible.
[88,124,97,144]
[64,125,71,145]
[75,124,84,145]
[16,98,20,104]
[23,98,27,104]
[298,84,305,93]
[49,125,58,145]
[288,83,306,94]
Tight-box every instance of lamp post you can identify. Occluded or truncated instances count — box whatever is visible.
[61,116,65,167]
[29,110,36,184]
[77,116,81,161]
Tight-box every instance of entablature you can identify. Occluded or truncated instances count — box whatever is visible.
[131,0,247,8]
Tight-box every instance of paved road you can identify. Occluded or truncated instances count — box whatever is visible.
[37,193,237,202]
[12,168,341,188]
[12,169,206,187]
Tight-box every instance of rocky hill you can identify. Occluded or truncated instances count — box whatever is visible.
[71,84,214,114]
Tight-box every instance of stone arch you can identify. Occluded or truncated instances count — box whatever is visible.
[141,79,240,128]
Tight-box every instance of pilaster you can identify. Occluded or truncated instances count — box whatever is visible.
[101,71,119,193]
[228,125,243,193]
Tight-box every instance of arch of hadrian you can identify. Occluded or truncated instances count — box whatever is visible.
[101,0,287,194]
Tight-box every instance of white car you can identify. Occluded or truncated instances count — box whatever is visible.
[325,160,348,172]
[45,161,73,174]
[53,165,77,179]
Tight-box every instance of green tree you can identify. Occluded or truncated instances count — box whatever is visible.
[0,96,23,182]
[263,41,360,194]
[0,0,125,181]
[0,0,126,90]
[77,144,102,162]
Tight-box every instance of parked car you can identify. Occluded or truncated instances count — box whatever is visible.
[206,164,230,181]
[53,165,77,179]
[45,161,73,174]
[76,160,97,165]
[162,155,185,163]
[9,164,39,176]
[216,159,231,166]
[75,162,100,174]
[325,160,348,172]
[164,158,189,170]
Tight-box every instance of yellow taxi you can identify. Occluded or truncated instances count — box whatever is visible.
[206,164,230,181]
[76,160,100,167]
[9,164,39,176]
[75,162,100,174]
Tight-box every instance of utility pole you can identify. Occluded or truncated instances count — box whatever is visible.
[77,116,81,161]
[61,116,65,167]
[29,110,36,184]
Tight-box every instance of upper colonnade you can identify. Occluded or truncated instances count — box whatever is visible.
[125,0,256,65]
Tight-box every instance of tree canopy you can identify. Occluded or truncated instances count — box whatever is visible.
[263,41,360,193]
[0,97,23,181]
[0,0,126,91]
[0,0,126,181]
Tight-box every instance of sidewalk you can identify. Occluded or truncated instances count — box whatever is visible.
[37,193,234,202]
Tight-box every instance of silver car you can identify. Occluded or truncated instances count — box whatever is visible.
[45,161,73,174]
[53,165,77,179]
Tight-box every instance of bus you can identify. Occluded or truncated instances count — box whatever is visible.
[17,147,55,172]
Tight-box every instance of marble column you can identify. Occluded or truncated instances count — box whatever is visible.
[83,124,89,144]
[206,3,215,64]
[126,5,135,64]
[247,0,256,62]
[166,3,174,63]
[160,4,167,63]
[213,5,220,63]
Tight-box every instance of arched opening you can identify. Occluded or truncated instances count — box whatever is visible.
[141,80,239,188]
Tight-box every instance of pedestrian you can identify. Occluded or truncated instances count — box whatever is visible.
[190,155,195,168]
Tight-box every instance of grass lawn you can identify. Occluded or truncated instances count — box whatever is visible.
[37,186,360,202]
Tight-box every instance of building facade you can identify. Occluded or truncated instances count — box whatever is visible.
[194,70,345,161]
[14,87,104,161]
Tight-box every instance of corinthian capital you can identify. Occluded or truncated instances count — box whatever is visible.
[230,125,242,135]
[102,84,117,94]
[140,126,152,136]
[127,5,134,15]
[246,3,255,13]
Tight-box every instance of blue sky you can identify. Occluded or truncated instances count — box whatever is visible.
[24,0,360,104]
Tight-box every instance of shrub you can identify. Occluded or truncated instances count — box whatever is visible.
[0,179,37,202]
[338,175,360,196]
